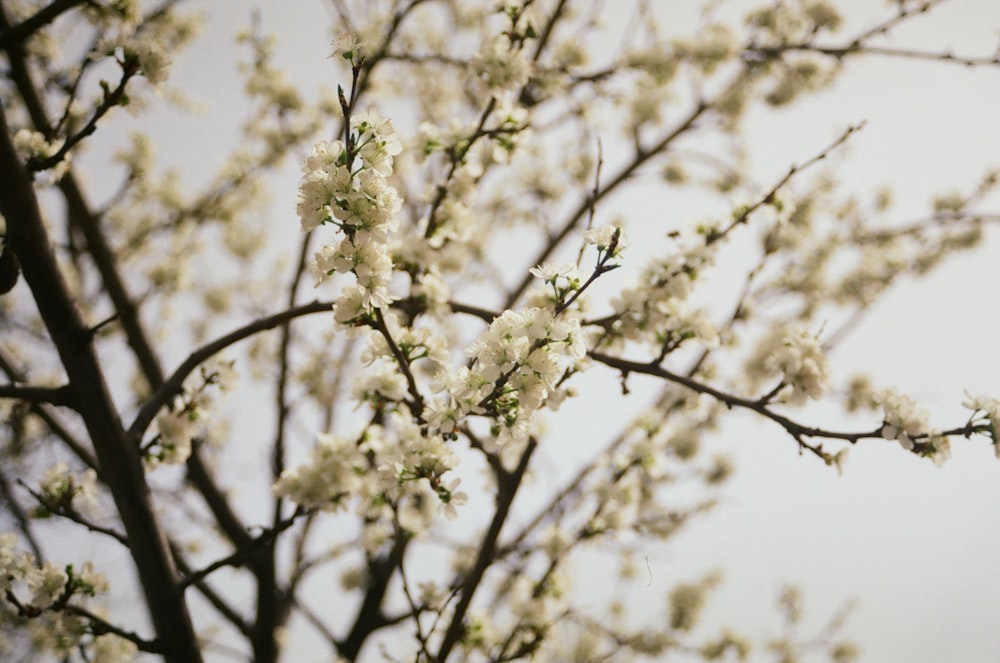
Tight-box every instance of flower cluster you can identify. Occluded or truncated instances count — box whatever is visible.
[34,463,99,518]
[583,223,628,263]
[330,32,365,66]
[152,400,201,465]
[962,392,1000,456]
[13,128,70,180]
[121,37,173,85]
[92,4,197,90]
[608,226,719,353]
[13,129,60,162]
[671,23,738,74]
[299,109,403,318]
[470,34,532,96]
[456,306,586,446]
[377,414,466,519]
[272,432,368,513]
[879,389,950,465]
[669,574,720,632]
[273,412,467,527]
[746,1,842,47]
[763,326,828,404]
[457,572,568,658]
[529,262,582,308]
[743,2,842,106]
[360,312,450,382]
[488,99,530,163]
[0,533,134,660]
[148,359,236,466]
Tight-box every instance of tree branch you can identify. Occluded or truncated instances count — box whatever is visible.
[0,101,202,662]
[747,42,1000,68]
[337,532,411,661]
[0,382,75,408]
[21,480,129,545]
[180,508,306,590]
[0,346,97,469]
[435,438,537,662]
[0,0,86,51]
[588,350,989,458]
[129,299,335,439]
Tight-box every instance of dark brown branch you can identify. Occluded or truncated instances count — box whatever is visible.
[372,307,425,420]
[424,97,497,240]
[27,66,138,173]
[129,299,335,439]
[588,351,989,457]
[21,481,129,545]
[446,300,498,324]
[0,0,86,51]
[65,603,164,653]
[185,445,256,551]
[378,51,466,67]
[0,101,202,663]
[256,232,319,663]
[0,382,75,408]
[1,3,169,402]
[6,29,256,644]
[291,596,340,651]
[271,229,316,486]
[858,211,1000,244]
[59,173,167,390]
[0,467,43,558]
[435,438,537,662]
[743,1,1000,69]
[180,508,306,590]
[747,43,1000,68]
[0,346,97,469]
[352,0,433,102]
[173,551,253,638]
[530,0,569,62]
[336,533,411,661]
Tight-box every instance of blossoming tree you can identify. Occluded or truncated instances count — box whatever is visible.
[0,0,998,661]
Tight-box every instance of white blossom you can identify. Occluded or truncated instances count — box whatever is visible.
[124,38,172,85]
[764,326,828,404]
[354,108,403,176]
[330,32,365,63]
[154,402,199,465]
[878,389,949,463]
[37,463,100,515]
[438,478,468,520]
[91,633,139,662]
[583,224,627,255]
[12,128,70,180]
[352,363,408,403]
[0,532,24,593]
[529,261,580,284]
[272,432,367,511]
[299,110,403,316]
[470,35,532,95]
[962,392,1000,456]
[27,561,69,608]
